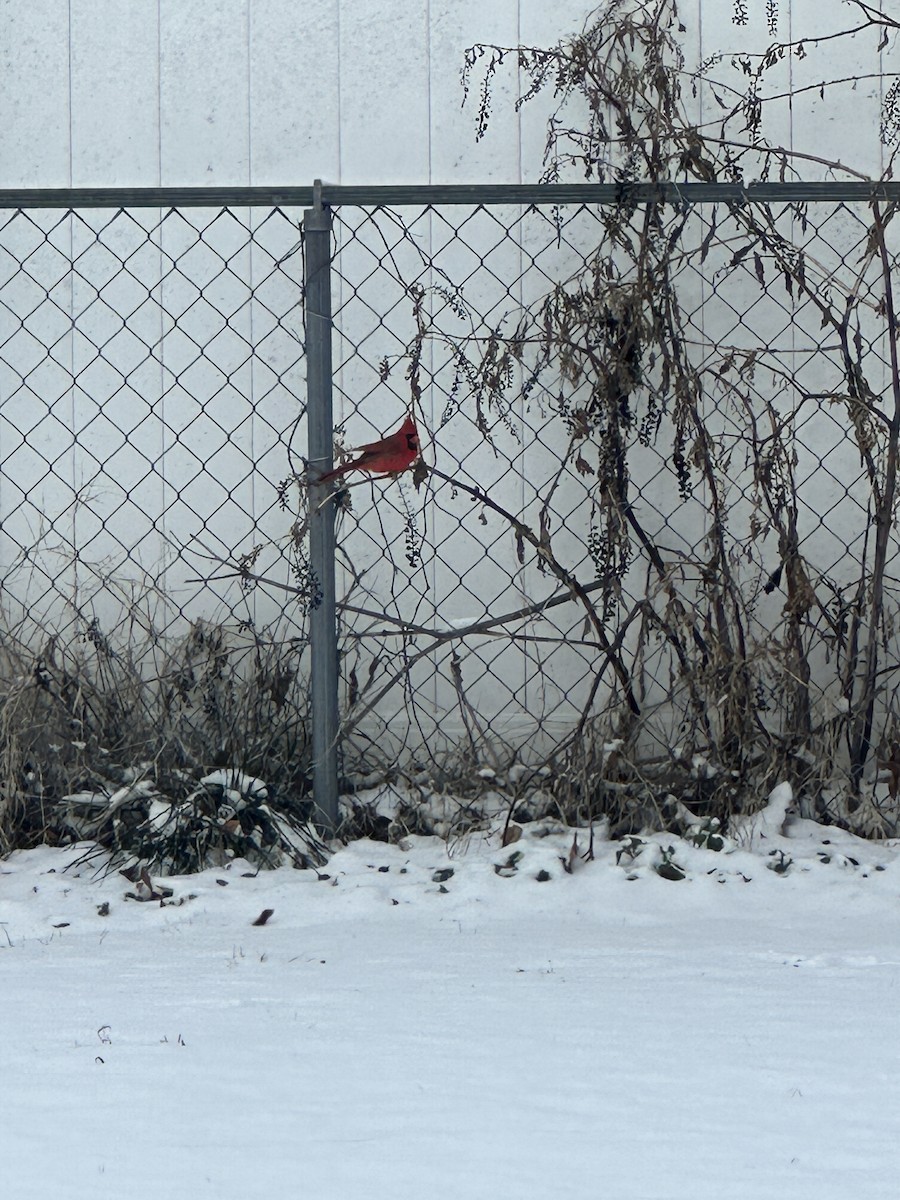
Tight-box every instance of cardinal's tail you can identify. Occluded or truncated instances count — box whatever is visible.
[316,462,352,484]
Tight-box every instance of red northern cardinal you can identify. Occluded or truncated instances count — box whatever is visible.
[317,415,419,484]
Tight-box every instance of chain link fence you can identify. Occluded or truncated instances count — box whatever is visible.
[0,199,305,638]
[2,183,900,842]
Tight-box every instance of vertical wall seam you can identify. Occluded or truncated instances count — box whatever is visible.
[156,0,163,185]
[66,0,74,187]
[156,0,166,588]
[516,0,522,186]
[514,0,526,709]
[247,0,256,623]
[66,0,77,603]
[336,0,343,182]
[426,0,433,185]
[247,0,252,184]
[426,0,435,708]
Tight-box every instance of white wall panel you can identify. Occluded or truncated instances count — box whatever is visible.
[518,1,601,180]
[3,3,888,185]
[789,0,884,178]
[159,0,250,185]
[70,0,160,186]
[249,0,340,184]
[0,210,77,639]
[0,0,71,186]
[338,1,430,182]
[430,0,521,183]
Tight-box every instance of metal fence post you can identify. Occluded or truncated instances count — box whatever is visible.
[304,183,340,835]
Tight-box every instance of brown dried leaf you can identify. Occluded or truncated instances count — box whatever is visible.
[501,824,522,847]
[877,744,900,799]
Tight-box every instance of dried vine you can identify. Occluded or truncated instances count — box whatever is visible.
[448,0,900,829]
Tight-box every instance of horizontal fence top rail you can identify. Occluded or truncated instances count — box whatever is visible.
[3,180,900,209]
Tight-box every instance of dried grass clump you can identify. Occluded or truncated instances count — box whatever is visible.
[0,611,321,872]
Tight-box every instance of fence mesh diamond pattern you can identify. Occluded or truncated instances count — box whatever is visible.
[2,188,899,833]
[0,204,305,642]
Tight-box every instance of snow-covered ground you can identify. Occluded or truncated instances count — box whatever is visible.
[2,799,899,1200]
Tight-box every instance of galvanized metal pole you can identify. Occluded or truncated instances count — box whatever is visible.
[304,185,340,835]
